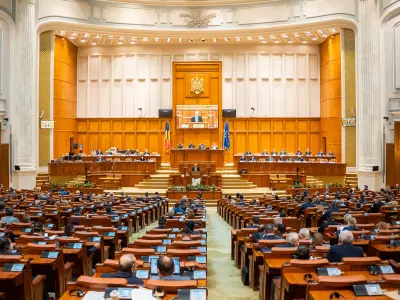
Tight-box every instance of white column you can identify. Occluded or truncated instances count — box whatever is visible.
[357,0,382,190]
[12,0,37,189]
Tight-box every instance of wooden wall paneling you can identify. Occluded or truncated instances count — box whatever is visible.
[0,144,9,188]
[394,122,400,185]
[386,143,395,187]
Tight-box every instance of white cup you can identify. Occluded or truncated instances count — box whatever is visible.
[110,290,119,300]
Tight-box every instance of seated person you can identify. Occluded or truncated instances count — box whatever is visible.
[0,235,21,255]
[239,155,247,162]
[279,148,287,155]
[245,149,252,156]
[295,156,304,162]
[211,142,218,150]
[265,204,274,212]
[341,217,359,232]
[318,214,338,233]
[252,224,278,242]
[327,149,334,156]
[248,216,261,229]
[295,149,302,156]
[312,232,324,247]
[267,155,275,162]
[101,254,144,285]
[188,142,196,149]
[181,228,192,241]
[277,232,300,248]
[21,214,31,223]
[298,229,310,241]
[64,224,100,255]
[274,216,283,226]
[276,223,287,238]
[298,198,314,216]
[192,163,200,171]
[316,150,324,156]
[143,149,150,156]
[0,201,5,213]
[139,156,146,162]
[173,203,184,214]
[191,111,203,122]
[327,231,363,263]
[157,256,191,280]
[198,143,206,150]
[278,156,286,162]
[186,221,200,235]
[167,209,175,219]
[370,198,384,213]
[177,142,184,150]
[0,208,19,225]
[157,216,167,229]
[287,156,294,162]
[374,221,390,233]
[271,149,278,156]
[32,222,43,236]
[105,206,117,215]
[249,155,257,162]
[305,148,312,156]
[261,149,269,155]
[293,246,310,260]
[95,156,105,162]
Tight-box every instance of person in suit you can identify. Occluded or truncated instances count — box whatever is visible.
[287,156,294,162]
[327,149,334,156]
[252,224,278,242]
[191,111,203,122]
[157,216,167,229]
[64,224,100,255]
[249,155,257,162]
[198,143,206,150]
[0,235,21,255]
[248,216,261,229]
[105,206,117,215]
[245,149,252,156]
[327,231,363,263]
[305,148,312,156]
[271,149,278,156]
[316,150,324,156]
[318,214,338,233]
[139,156,146,162]
[293,246,310,260]
[188,142,196,149]
[0,208,19,225]
[276,232,300,248]
[261,149,269,155]
[101,254,144,285]
[276,223,286,238]
[312,232,325,247]
[370,199,384,213]
[143,149,150,155]
[239,155,247,162]
[295,156,304,162]
[177,142,184,150]
[192,164,200,171]
[267,155,275,162]
[157,256,191,280]
[298,198,314,216]
[280,148,287,155]
[278,156,286,162]
[295,149,302,156]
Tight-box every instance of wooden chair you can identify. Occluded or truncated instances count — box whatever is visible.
[144,280,198,292]
[66,276,127,292]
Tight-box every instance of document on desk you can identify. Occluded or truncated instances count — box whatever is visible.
[131,288,156,299]
[384,290,400,300]
[82,291,104,300]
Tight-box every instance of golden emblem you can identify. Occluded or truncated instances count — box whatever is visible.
[190,76,205,95]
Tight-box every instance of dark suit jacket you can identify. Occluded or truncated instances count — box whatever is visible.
[192,166,200,171]
[252,233,278,243]
[276,243,296,248]
[191,116,203,122]
[326,243,363,263]
[101,271,144,285]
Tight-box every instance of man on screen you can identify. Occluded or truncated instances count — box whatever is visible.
[191,111,203,122]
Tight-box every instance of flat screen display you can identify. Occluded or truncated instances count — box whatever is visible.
[176,105,218,129]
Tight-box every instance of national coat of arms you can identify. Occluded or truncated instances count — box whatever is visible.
[190,76,204,95]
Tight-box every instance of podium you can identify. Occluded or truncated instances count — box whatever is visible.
[191,171,201,178]
[189,122,208,129]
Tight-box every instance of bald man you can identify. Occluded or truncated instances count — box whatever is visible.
[101,254,144,285]
[157,256,190,280]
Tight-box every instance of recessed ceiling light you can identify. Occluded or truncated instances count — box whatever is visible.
[154,37,159,42]
[143,37,149,42]
[274,41,280,44]
[213,38,217,42]
[119,36,125,40]
[60,31,66,36]
[69,36,76,40]
[84,33,90,37]
[224,37,229,41]
[72,32,78,36]
[306,32,311,35]
[258,36,265,40]
[80,40,86,43]
[322,34,328,37]
[130,41,136,44]
[312,38,318,41]
[331,28,337,32]
[270,35,276,39]
[261,41,267,44]
[108,36,113,39]
[235,37,240,42]
[91,43,96,46]
[302,41,307,44]
[288,41,293,44]
[282,34,288,38]
[294,33,300,37]
[178,38,182,42]
[117,41,123,44]
[246,36,252,40]
[189,38,194,43]
[201,38,205,42]
[95,34,101,39]
[167,38,171,42]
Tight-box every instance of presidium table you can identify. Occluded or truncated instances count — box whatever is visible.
[170,149,224,168]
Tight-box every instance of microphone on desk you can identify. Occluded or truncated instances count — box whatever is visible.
[329,292,345,299]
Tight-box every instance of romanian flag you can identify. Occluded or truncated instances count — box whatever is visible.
[164,122,171,151]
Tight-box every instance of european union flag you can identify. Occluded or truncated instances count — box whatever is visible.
[223,121,230,150]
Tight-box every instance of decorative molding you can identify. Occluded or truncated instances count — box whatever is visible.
[179,11,216,28]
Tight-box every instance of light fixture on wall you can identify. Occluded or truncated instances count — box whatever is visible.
[250,107,255,117]
[138,108,143,117]
[1,115,9,130]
